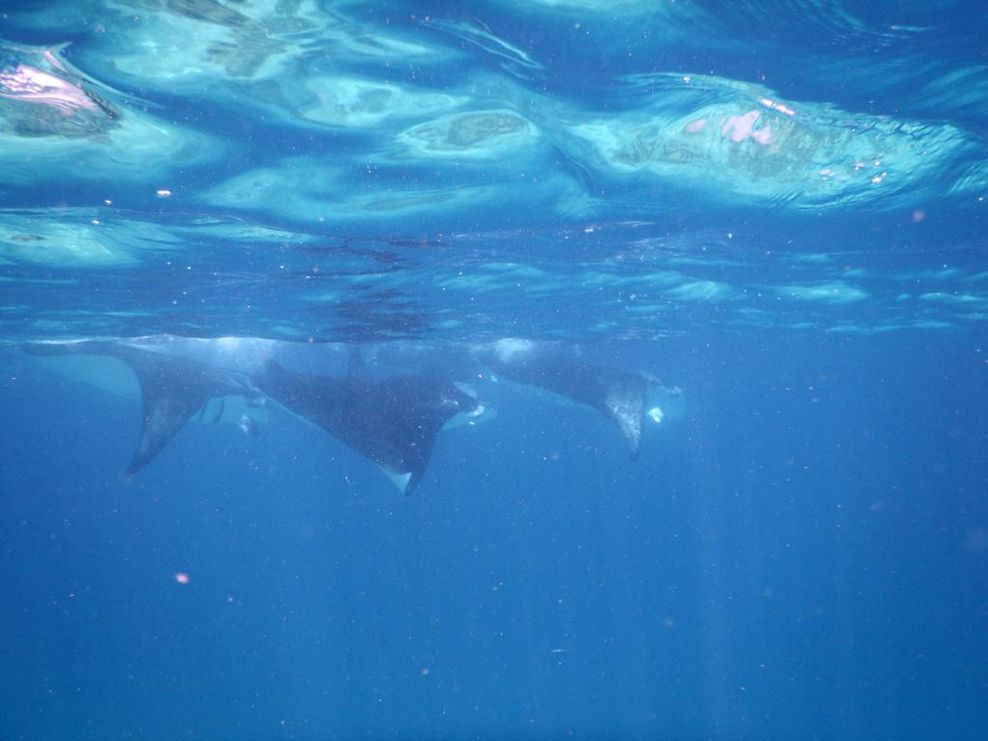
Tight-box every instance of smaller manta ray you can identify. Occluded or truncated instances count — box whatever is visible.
[253,360,480,494]
[476,339,663,459]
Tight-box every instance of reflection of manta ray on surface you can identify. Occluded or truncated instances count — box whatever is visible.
[25,336,682,493]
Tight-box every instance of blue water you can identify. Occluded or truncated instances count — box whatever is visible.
[2,1,987,738]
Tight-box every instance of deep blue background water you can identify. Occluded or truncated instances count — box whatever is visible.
[2,332,987,738]
[2,0,988,738]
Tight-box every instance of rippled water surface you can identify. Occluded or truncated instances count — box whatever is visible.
[1,0,986,339]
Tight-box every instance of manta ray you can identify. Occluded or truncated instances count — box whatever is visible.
[24,336,679,492]
[253,359,479,494]
[474,338,668,459]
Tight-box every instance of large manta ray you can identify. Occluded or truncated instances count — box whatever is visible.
[253,359,478,494]
[25,336,680,493]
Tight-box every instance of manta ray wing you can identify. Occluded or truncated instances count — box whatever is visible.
[119,349,232,473]
[25,340,253,473]
[596,373,648,460]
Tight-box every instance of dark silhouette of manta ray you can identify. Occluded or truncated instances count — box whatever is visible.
[26,337,666,491]
[252,360,478,494]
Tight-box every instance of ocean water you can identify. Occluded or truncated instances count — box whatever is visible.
[1,1,987,739]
